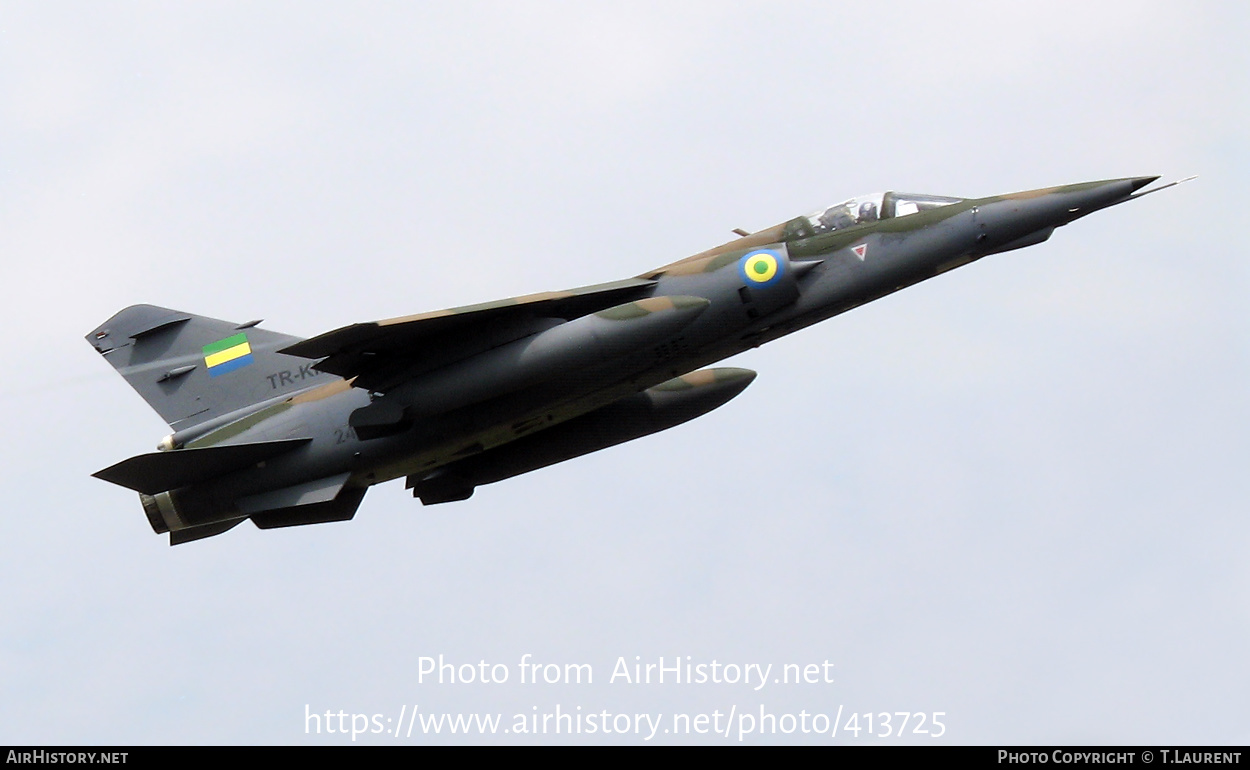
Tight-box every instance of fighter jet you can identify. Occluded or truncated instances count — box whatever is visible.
[88,176,1183,544]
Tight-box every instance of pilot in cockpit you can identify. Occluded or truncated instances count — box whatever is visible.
[819,205,855,231]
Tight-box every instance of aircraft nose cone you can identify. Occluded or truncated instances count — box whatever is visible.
[993,176,1159,227]
[1052,176,1159,219]
[976,176,1162,252]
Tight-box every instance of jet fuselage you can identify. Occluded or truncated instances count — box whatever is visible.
[88,177,1163,542]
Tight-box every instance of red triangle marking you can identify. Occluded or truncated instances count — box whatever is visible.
[852,243,868,260]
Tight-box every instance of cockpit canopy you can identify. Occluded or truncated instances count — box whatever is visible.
[782,192,964,240]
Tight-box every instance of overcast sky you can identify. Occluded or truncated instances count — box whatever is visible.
[1,1,1246,745]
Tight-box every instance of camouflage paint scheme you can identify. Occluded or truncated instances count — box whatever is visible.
[87,177,1163,544]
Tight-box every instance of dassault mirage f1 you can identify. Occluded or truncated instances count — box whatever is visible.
[89,176,1181,544]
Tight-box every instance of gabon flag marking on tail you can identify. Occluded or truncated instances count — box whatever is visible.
[203,333,253,377]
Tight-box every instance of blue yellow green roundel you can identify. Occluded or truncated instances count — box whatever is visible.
[203,333,254,377]
[739,249,783,286]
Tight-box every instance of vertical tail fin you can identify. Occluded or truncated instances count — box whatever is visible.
[87,305,333,429]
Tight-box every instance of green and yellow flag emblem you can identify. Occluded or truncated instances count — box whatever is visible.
[203,333,253,377]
